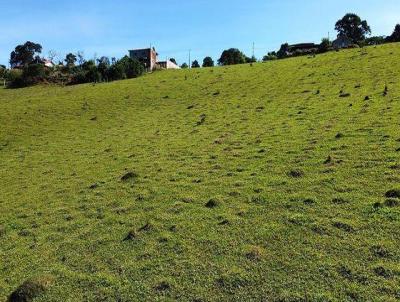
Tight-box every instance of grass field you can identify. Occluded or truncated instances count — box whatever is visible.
[0,43,399,301]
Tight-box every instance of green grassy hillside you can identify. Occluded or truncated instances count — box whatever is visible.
[0,44,399,301]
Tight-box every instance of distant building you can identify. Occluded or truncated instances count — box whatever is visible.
[288,43,318,52]
[42,59,54,68]
[332,35,353,49]
[129,47,158,71]
[12,58,54,69]
[129,47,180,71]
[157,60,180,69]
[280,43,319,57]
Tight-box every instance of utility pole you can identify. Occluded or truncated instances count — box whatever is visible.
[188,49,191,69]
[252,42,255,58]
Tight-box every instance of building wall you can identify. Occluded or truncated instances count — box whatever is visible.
[149,49,157,70]
[332,37,352,49]
[166,60,180,69]
[157,60,180,70]
[129,48,181,71]
[129,48,158,71]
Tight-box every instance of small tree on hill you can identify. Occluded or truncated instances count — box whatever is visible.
[10,41,42,68]
[335,13,371,43]
[191,60,200,68]
[202,57,214,67]
[180,63,189,69]
[218,48,246,66]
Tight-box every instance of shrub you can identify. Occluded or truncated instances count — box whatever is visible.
[0,65,6,80]
[319,38,332,53]
[263,52,278,61]
[107,64,125,81]
[86,65,101,83]
[117,56,144,78]
[70,70,88,85]
[6,64,45,88]
[21,64,46,86]
[6,69,24,88]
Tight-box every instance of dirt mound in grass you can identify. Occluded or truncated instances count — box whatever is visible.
[385,189,400,199]
[8,276,54,302]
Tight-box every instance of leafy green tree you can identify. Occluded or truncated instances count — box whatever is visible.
[218,48,246,66]
[65,53,77,67]
[20,64,46,87]
[108,63,125,81]
[80,60,100,83]
[319,38,332,53]
[387,24,400,42]
[180,63,189,69]
[117,56,144,78]
[87,67,101,83]
[5,69,23,88]
[335,13,371,43]
[277,43,290,59]
[0,65,5,77]
[97,56,110,81]
[0,66,6,86]
[191,60,200,68]
[202,57,214,67]
[10,41,42,68]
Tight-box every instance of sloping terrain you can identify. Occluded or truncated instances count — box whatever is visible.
[0,44,399,301]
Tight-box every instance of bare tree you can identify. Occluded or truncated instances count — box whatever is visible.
[48,50,59,63]
[76,51,85,66]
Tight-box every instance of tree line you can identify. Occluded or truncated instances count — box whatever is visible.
[214,14,400,64]
[1,13,400,89]
[2,45,145,88]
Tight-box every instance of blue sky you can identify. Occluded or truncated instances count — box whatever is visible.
[1,0,399,66]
